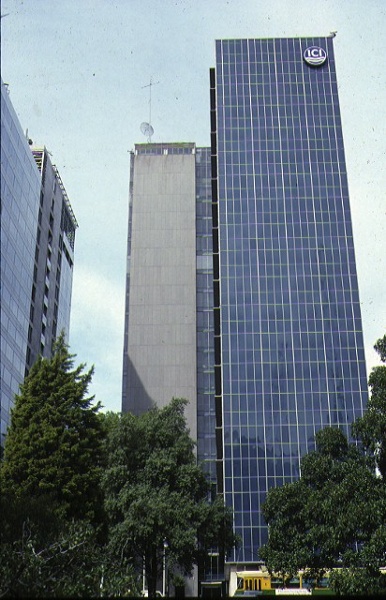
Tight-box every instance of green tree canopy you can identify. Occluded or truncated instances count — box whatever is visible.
[353,334,386,478]
[260,336,386,594]
[102,398,237,598]
[0,335,117,596]
[0,333,104,524]
[260,427,386,594]
[0,515,100,598]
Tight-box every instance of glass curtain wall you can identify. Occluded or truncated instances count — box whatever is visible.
[214,37,368,562]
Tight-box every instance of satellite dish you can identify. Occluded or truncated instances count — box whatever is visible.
[140,121,154,142]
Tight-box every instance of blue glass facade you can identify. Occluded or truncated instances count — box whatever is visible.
[212,38,368,563]
[1,82,77,443]
[1,82,41,443]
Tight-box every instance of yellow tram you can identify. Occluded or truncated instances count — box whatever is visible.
[233,569,332,596]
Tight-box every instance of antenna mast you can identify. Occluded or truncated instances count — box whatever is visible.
[142,76,160,125]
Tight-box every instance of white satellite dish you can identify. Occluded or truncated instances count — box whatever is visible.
[140,121,154,142]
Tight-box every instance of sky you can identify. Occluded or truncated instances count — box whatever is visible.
[1,0,385,414]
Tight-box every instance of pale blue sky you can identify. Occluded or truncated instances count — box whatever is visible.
[2,0,385,413]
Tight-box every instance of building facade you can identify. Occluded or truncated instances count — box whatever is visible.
[1,81,41,443]
[122,142,215,596]
[122,143,213,445]
[28,147,77,369]
[1,81,77,443]
[211,37,368,568]
[122,36,368,590]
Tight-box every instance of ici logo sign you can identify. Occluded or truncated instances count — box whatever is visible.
[303,46,327,66]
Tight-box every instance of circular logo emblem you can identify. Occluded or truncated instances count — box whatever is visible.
[303,46,327,66]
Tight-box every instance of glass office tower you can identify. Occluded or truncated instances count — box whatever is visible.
[211,37,368,564]
[1,81,77,444]
[1,81,41,443]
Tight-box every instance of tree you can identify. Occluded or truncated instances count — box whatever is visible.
[0,333,105,525]
[0,334,109,595]
[260,427,386,594]
[0,514,100,597]
[0,491,141,598]
[353,334,386,478]
[102,398,237,598]
[260,335,386,594]
[257,480,312,583]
